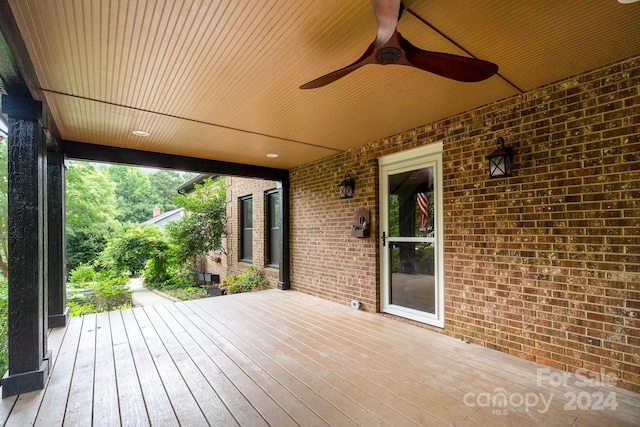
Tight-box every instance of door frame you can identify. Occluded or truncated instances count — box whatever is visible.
[379,142,445,327]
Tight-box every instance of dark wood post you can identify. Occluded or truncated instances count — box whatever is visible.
[1,94,51,397]
[277,176,290,290]
[47,150,67,327]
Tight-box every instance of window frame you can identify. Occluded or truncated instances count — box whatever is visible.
[239,195,253,262]
[266,189,281,268]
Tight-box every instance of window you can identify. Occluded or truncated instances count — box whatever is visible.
[240,196,253,262]
[266,190,281,267]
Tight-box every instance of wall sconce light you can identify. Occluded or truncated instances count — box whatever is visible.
[486,137,513,178]
[338,174,355,199]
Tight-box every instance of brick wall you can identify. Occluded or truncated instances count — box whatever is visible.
[289,55,640,391]
[226,176,280,287]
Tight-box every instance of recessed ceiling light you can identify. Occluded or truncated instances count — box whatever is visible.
[266,153,279,158]
[132,130,150,137]
[618,0,640,3]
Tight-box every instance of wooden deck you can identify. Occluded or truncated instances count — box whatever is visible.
[1,289,638,426]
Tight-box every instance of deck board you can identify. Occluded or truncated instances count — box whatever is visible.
[64,314,97,425]
[166,302,298,427]
[1,289,639,426]
[108,310,150,426]
[143,305,239,426]
[132,306,210,426]
[156,304,266,426]
[31,317,84,427]
[192,297,421,426]
[119,309,179,426]
[237,291,512,426]
[92,311,121,426]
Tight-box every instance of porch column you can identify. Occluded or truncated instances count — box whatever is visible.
[1,95,51,397]
[47,150,67,327]
[277,176,290,290]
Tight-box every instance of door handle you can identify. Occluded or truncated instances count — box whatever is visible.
[381,231,386,247]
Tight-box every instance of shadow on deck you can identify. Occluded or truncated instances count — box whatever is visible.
[1,289,638,426]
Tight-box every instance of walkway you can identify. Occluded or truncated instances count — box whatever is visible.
[129,278,178,307]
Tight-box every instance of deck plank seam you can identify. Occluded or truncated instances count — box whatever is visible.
[187,298,395,427]
[159,303,271,426]
[166,302,299,426]
[192,296,461,427]
[183,300,348,427]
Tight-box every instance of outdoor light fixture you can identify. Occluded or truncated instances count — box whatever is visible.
[486,136,513,178]
[338,173,355,199]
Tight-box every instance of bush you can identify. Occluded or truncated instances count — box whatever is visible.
[166,177,226,266]
[220,266,268,294]
[68,264,97,284]
[163,287,208,301]
[98,224,167,276]
[142,237,179,288]
[67,275,132,316]
[94,277,132,311]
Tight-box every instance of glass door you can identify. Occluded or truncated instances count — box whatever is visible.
[379,144,444,327]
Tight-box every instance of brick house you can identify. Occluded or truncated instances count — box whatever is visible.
[178,174,282,288]
[226,177,282,288]
[287,59,640,391]
[220,57,639,392]
[0,0,638,398]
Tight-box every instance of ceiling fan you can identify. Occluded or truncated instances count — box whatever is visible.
[300,0,498,89]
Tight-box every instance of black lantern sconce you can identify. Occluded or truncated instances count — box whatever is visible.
[338,173,355,199]
[486,136,513,178]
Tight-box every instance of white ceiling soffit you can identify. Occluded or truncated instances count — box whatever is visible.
[7,0,640,169]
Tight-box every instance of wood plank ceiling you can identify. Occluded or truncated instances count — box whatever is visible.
[6,0,640,169]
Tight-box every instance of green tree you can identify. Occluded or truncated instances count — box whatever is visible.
[105,165,157,223]
[166,177,226,267]
[149,169,185,213]
[99,224,167,276]
[66,161,120,271]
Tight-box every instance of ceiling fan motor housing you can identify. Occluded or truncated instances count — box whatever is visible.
[375,47,402,64]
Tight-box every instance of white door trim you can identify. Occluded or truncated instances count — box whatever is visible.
[379,142,444,327]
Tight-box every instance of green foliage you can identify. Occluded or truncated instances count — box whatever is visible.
[67,276,132,316]
[68,264,97,283]
[166,177,227,265]
[149,170,190,213]
[66,162,120,271]
[94,277,132,311]
[68,303,96,317]
[105,165,157,223]
[162,286,207,301]
[99,224,167,276]
[220,266,268,294]
[66,162,119,231]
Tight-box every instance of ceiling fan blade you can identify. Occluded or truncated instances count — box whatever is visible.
[372,0,402,48]
[300,0,401,90]
[399,34,498,82]
[300,43,376,89]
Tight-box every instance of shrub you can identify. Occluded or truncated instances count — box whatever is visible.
[166,177,226,266]
[142,237,180,288]
[67,276,132,316]
[163,287,208,301]
[68,264,97,284]
[220,266,268,294]
[67,303,96,317]
[94,277,132,312]
[99,224,167,276]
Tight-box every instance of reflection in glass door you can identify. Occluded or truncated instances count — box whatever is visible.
[379,144,443,327]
